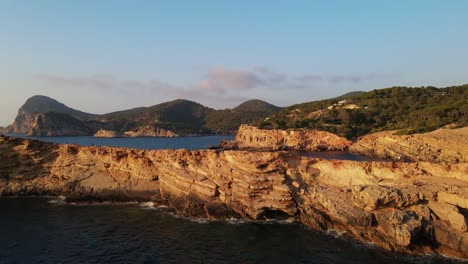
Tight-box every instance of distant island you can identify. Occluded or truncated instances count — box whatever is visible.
[1,84,467,138]
[0,96,281,137]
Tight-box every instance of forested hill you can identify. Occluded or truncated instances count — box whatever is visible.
[2,96,282,135]
[253,85,468,139]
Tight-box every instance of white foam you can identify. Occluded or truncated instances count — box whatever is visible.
[139,201,155,209]
[325,229,347,238]
[48,195,66,205]
[225,218,247,225]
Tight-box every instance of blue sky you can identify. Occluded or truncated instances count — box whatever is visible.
[1,0,468,126]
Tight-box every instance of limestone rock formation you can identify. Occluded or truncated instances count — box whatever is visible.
[94,127,179,138]
[4,108,37,134]
[3,95,94,134]
[350,127,468,163]
[1,135,467,258]
[27,113,93,136]
[123,126,178,137]
[235,125,352,151]
[94,129,124,138]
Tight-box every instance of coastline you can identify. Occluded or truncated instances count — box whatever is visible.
[1,135,467,259]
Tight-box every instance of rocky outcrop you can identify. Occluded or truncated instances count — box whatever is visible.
[4,95,94,134]
[3,108,37,134]
[94,127,179,138]
[94,129,124,138]
[350,127,468,163]
[1,135,467,258]
[123,126,178,137]
[235,125,352,151]
[27,112,93,137]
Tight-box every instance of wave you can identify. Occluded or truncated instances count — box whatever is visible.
[48,196,67,205]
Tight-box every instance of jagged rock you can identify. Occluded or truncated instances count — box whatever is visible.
[235,125,352,151]
[123,126,178,137]
[3,95,94,134]
[428,201,467,232]
[94,127,178,138]
[350,127,468,163]
[94,129,124,138]
[217,140,238,150]
[373,210,422,248]
[1,136,468,258]
[437,191,468,209]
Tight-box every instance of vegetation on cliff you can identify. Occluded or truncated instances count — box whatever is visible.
[20,95,95,119]
[205,99,281,132]
[253,85,468,139]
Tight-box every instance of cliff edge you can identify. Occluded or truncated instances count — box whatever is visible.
[350,127,468,163]
[235,125,352,151]
[1,135,467,258]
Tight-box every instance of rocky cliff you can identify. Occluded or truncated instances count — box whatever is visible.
[123,126,178,137]
[27,112,93,137]
[235,125,352,151]
[1,135,467,258]
[94,129,125,138]
[94,127,178,138]
[4,95,94,134]
[350,127,468,163]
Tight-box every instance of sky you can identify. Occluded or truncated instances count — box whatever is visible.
[1,0,468,126]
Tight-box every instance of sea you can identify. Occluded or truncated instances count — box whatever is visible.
[0,135,464,263]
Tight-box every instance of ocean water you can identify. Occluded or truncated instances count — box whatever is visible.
[2,135,451,263]
[0,198,462,264]
[5,134,235,150]
[4,134,377,161]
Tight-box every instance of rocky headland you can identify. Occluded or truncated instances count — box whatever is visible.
[1,134,467,259]
[232,125,352,151]
[27,112,93,137]
[3,95,281,137]
[94,127,178,138]
[350,127,468,163]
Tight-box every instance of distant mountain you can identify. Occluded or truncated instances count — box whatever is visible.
[233,99,282,113]
[254,85,468,139]
[20,95,94,119]
[95,99,282,134]
[3,96,281,136]
[205,100,282,132]
[3,95,95,134]
[96,99,215,134]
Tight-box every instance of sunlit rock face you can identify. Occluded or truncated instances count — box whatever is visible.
[350,127,468,163]
[0,135,467,259]
[235,125,352,151]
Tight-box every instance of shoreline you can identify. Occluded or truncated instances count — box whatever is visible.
[1,135,467,258]
[2,195,466,262]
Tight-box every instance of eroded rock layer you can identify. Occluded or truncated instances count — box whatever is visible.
[235,125,352,151]
[350,127,468,163]
[0,135,467,258]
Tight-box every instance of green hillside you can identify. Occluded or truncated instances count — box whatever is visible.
[253,85,468,139]
[92,99,281,134]
[205,99,282,132]
[20,95,95,119]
